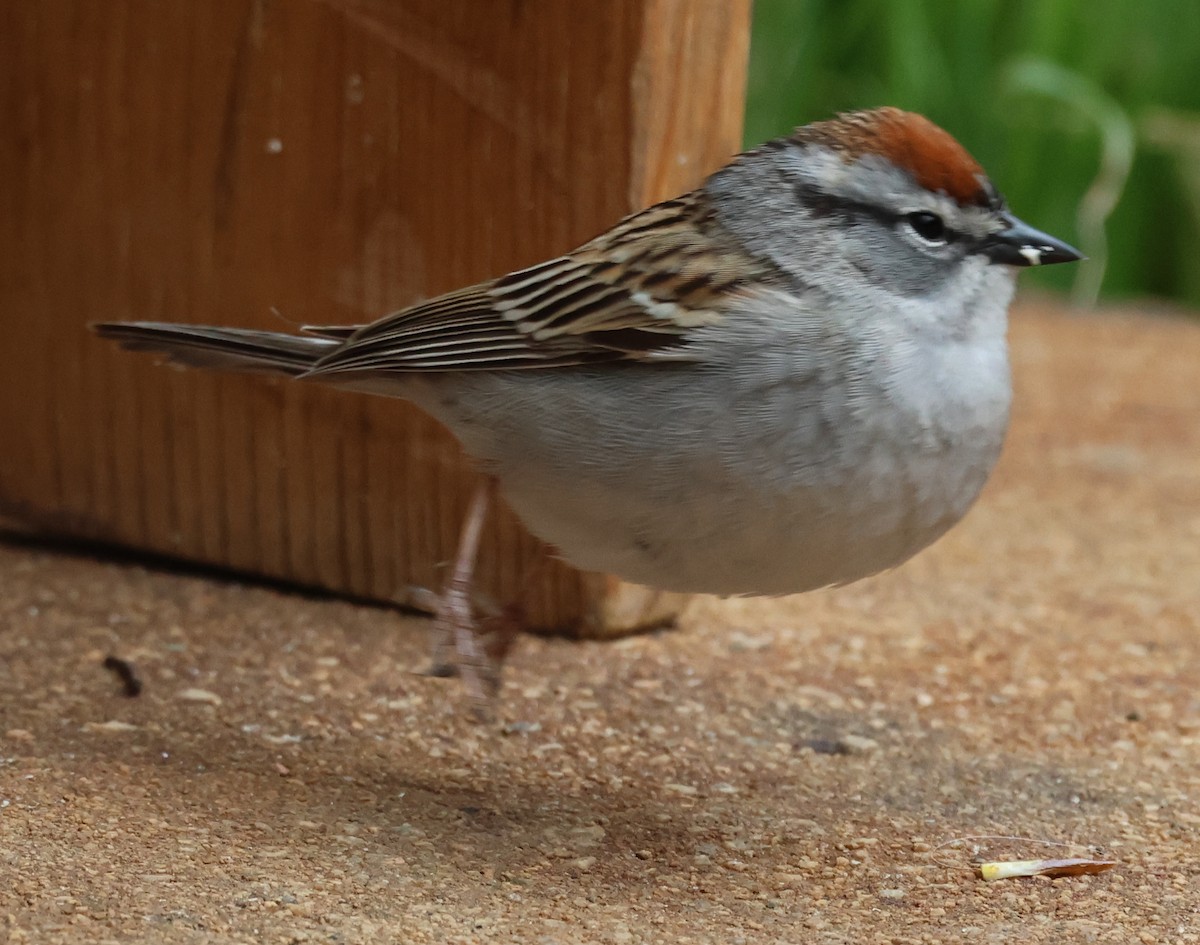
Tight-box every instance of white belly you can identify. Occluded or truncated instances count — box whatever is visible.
[399,314,1011,596]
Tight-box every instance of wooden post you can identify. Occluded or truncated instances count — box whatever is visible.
[0,0,752,633]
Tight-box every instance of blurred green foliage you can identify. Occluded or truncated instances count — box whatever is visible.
[746,0,1200,306]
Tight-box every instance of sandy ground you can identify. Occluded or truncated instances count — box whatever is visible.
[2,303,1199,944]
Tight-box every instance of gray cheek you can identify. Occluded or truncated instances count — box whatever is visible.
[844,223,964,298]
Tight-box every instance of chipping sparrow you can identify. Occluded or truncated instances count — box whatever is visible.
[95,107,1082,707]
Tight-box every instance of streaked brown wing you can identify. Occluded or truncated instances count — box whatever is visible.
[305,192,775,375]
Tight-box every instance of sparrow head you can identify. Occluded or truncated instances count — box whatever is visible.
[788,107,1083,270]
[704,107,1081,316]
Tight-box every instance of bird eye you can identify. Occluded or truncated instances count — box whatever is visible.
[905,211,947,244]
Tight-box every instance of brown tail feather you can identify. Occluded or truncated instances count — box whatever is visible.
[92,321,340,376]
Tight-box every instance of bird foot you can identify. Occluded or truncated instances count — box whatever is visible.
[405,583,521,720]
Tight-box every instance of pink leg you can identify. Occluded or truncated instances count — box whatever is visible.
[427,477,499,716]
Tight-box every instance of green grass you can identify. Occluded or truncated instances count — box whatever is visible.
[746,0,1200,307]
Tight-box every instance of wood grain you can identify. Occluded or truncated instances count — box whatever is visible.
[0,0,751,631]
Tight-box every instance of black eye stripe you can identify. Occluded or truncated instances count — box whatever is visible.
[793,184,969,245]
[793,182,846,218]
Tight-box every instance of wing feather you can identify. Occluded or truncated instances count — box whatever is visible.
[306,191,779,376]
